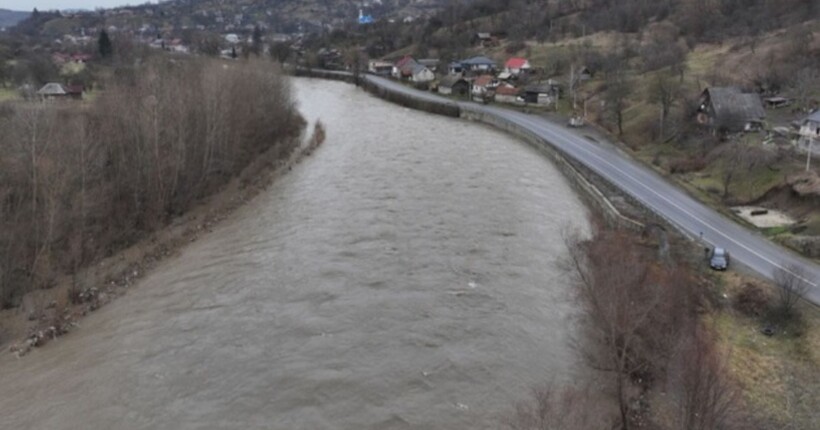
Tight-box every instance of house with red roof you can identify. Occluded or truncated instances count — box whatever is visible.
[504,57,531,76]
[471,75,499,102]
[392,55,418,79]
[494,85,521,104]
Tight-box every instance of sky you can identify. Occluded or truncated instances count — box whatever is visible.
[4,1,155,11]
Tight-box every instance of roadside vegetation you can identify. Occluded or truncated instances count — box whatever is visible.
[0,56,304,317]
[503,220,818,429]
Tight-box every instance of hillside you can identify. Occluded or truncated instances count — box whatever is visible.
[0,9,29,29]
[10,0,453,40]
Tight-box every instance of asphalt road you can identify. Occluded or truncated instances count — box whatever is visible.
[362,74,820,305]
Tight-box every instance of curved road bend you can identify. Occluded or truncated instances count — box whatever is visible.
[362,74,820,305]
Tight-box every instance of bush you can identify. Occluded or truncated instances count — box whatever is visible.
[734,282,770,317]
[669,156,708,174]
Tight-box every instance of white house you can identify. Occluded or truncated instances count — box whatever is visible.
[410,64,435,83]
[368,60,393,75]
[799,111,820,147]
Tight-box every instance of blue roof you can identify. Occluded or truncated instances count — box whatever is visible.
[461,56,496,65]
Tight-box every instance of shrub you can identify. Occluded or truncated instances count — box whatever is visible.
[734,282,770,317]
[669,156,708,174]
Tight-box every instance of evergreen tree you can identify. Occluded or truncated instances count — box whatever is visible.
[98,30,113,58]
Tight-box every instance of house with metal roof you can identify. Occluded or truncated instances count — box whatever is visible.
[696,87,766,133]
[799,110,820,146]
[437,75,469,96]
[36,83,83,100]
[504,57,531,76]
[460,56,497,73]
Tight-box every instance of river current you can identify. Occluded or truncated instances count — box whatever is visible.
[0,78,588,429]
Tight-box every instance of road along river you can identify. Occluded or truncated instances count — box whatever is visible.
[0,78,589,430]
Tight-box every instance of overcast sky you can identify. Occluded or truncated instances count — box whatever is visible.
[5,1,154,11]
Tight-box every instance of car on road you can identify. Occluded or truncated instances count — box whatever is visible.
[709,247,730,271]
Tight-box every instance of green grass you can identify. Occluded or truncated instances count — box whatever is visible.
[0,87,18,101]
[763,225,791,237]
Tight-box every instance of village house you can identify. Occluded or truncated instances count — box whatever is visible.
[36,83,83,100]
[437,75,470,97]
[410,64,435,83]
[392,55,418,79]
[417,59,441,73]
[799,111,820,147]
[523,82,560,106]
[504,57,531,77]
[472,32,498,48]
[494,85,521,104]
[461,56,497,74]
[472,75,499,101]
[368,60,393,76]
[696,87,766,133]
[447,62,465,75]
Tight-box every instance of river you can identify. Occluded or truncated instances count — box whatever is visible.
[0,78,589,429]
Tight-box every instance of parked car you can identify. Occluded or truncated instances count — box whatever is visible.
[709,247,730,270]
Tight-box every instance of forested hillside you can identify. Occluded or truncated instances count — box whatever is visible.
[0,9,29,29]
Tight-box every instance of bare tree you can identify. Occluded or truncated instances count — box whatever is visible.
[564,228,661,430]
[669,325,739,430]
[503,383,610,430]
[648,72,682,142]
[604,71,632,136]
[773,264,812,320]
[714,138,775,200]
[0,57,304,309]
[792,68,819,112]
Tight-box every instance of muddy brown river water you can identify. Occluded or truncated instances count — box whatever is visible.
[0,78,588,429]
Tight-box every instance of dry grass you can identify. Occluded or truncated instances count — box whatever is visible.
[0,87,18,102]
[713,272,820,428]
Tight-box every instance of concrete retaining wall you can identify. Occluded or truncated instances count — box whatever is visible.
[359,78,460,118]
[460,108,645,232]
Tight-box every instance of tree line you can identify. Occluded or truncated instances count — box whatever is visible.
[0,57,304,308]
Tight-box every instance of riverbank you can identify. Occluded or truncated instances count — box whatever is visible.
[2,123,326,357]
[295,70,819,428]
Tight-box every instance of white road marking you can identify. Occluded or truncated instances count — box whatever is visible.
[499,111,819,288]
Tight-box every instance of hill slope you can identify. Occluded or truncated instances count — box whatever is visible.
[0,9,29,29]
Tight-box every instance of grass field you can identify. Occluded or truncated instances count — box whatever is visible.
[0,87,18,101]
[714,272,820,427]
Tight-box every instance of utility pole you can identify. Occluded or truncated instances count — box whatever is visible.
[808,135,815,172]
[570,64,576,111]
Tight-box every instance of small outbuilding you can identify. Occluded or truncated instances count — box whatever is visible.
[36,83,83,100]
[438,75,469,97]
